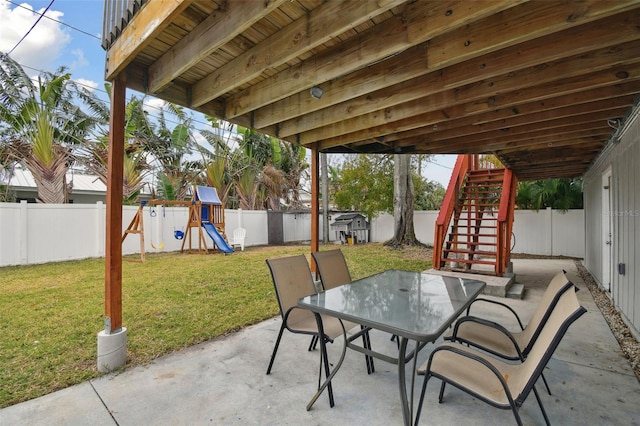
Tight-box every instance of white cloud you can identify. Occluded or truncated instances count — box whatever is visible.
[143,97,167,114]
[70,48,88,69]
[74,77,98,92]
[0,1,71,70]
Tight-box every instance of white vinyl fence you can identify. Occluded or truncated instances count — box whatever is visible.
[0,202,584,267]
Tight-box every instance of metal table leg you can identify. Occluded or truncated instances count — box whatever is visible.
[398,337,421,426]
[306,315,348,411]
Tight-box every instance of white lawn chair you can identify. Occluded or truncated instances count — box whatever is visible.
[229,227,246,251]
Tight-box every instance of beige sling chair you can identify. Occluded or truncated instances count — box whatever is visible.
[416,284,586,426]
[445,270,575,395]
[311,249,375,373]
[265,254,365,407]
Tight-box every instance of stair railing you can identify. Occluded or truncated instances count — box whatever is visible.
[496,168,517,276]
[433,154,472,269]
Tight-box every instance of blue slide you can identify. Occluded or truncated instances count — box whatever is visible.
[202,223,235,253]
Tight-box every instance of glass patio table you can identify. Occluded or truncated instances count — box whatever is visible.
[298,269,485,426]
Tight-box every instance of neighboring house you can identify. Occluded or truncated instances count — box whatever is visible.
[1,166,151,204]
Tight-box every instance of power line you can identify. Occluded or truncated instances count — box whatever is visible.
[7,0,56,55]
[2,1,231,133]
[3,0,100,40]
[15,60,221,131]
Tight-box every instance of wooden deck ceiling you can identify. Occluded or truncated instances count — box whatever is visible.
[103,0,640,180]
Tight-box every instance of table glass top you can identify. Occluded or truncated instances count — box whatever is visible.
[299,270,485,341]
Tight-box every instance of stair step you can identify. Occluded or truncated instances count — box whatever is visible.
[506,283,525,300]
[449,233,497,237]
[466,175,504,182]
[451,225,498,230]
[440,258,496,266]
[468,167,506,174]
[457,208,499,213]
[444,249,496,257]
[458,201,500,206]
[447,241,498,247]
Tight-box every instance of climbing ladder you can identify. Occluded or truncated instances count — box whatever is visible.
[433,155,517,276]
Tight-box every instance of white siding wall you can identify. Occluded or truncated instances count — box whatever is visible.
[584,108,640,339]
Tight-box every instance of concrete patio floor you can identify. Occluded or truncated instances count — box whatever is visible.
[1,259,639,425]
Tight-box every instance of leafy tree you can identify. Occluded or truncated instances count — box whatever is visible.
[414,179,445,210]
[516,178,583,211]
[334,154,393,219]
[79,85,153,204]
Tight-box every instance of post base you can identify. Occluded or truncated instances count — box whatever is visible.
[97,327,127,373]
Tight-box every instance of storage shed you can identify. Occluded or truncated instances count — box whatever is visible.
[331,213,369,245]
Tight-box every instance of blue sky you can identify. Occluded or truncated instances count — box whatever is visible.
[0,0,455,185]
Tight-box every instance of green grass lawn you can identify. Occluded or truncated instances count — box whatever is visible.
[0,243,431,408]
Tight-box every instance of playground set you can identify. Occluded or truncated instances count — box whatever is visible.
[122,185,234,261]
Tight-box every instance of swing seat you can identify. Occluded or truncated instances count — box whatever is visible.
[174,230,184,240]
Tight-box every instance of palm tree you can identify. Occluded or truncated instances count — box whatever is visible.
[0,53,102,203]
[516,178,583,211]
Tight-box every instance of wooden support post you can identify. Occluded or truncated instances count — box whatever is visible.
[105,72,126,333]
[310,144,320,273]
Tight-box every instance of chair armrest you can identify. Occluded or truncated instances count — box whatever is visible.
[465,298,525,330]
[450,315,524,360]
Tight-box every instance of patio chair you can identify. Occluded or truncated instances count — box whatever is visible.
[444,270,574,395]
[265,254,347,407]
[416,286,586,426]
[311,249,375,373]
[228,227,246,251]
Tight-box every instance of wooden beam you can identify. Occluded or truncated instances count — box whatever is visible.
[310,144,319,271]
[191,0,404,108]
[293,15,640,144]
[312,61,640,149]
[149,0,287,95]
[105,72,126,333]
[497,139,603,155]
[426,0,639,70]
[315,79,640,152]
[105,0,194,80]
[224,0,523,118]
[405,108,628,149]
[252,0,523,128]
[382,80,640,142]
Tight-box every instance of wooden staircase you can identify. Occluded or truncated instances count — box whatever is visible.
[433,155,517,277]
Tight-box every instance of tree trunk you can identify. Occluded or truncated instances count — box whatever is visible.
[385,154,420,247]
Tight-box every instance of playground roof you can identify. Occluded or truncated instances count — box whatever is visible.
[195,186,222,205]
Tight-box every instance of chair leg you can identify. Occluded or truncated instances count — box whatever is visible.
[510,403,524,426]
[391,334,400,349]
[308,335,318,351]
[266,323,286,375]
[438,381,446,403]
[540,371,552,395]
[415,373,431,426]
[532,385,551,426]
